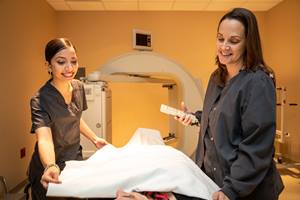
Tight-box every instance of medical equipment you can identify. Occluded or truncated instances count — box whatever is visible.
[133,29,152,51]
[160,104,198,124]
[80,81,112,158]
[275,86,300,169]
[82,52,205,158]
[276,87,290,144]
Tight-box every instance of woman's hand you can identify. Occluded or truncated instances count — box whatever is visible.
[212,191,230,200]
[174,102,193,126]
[115,190,148,200]
[40,165,61,189]
[94,137,108,149]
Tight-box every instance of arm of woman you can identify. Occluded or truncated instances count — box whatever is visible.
[221,74,276,199]
[36,127,61,189]
[79,118,108,149]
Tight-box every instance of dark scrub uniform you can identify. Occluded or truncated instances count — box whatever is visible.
[28,79,87,200]
[194,69,284,200]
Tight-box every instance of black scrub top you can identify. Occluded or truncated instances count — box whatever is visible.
[195,69,283,200]
[29,79,87,178]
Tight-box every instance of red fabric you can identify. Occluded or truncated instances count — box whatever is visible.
[142,191,169,200]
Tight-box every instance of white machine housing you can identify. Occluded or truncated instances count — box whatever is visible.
[81,81,112,158]
[84,52,204,158]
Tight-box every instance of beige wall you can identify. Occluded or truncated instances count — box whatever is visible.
[1,0,299,189]
[0,0,56,189]
[264,0,300,162]
[55,11,225,82]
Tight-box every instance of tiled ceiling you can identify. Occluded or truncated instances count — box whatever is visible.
[46,0,284,11]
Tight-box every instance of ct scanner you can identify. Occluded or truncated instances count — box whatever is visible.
[81,51,205,158]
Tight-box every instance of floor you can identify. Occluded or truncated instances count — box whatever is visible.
[279,167,300,200]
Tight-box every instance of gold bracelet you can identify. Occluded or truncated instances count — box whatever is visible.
[44,163,61,174]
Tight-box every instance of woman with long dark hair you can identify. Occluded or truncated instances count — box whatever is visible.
[176,8,284,200]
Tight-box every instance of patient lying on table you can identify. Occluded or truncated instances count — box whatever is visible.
[47,128,219,200]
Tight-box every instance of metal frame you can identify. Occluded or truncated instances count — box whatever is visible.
[275,87,300,171]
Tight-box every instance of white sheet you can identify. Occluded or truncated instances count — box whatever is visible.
[47,128,219,199]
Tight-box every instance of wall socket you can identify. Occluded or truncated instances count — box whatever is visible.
[20,147,26,159]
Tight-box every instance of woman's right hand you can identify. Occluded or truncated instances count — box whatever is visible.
[40,165,61,189]
[174,102,193,126]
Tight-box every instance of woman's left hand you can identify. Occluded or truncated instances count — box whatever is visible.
[212,191,230,200]
[94,137,108,149]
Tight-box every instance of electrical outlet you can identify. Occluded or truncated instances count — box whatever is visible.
[20,147,26,158]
